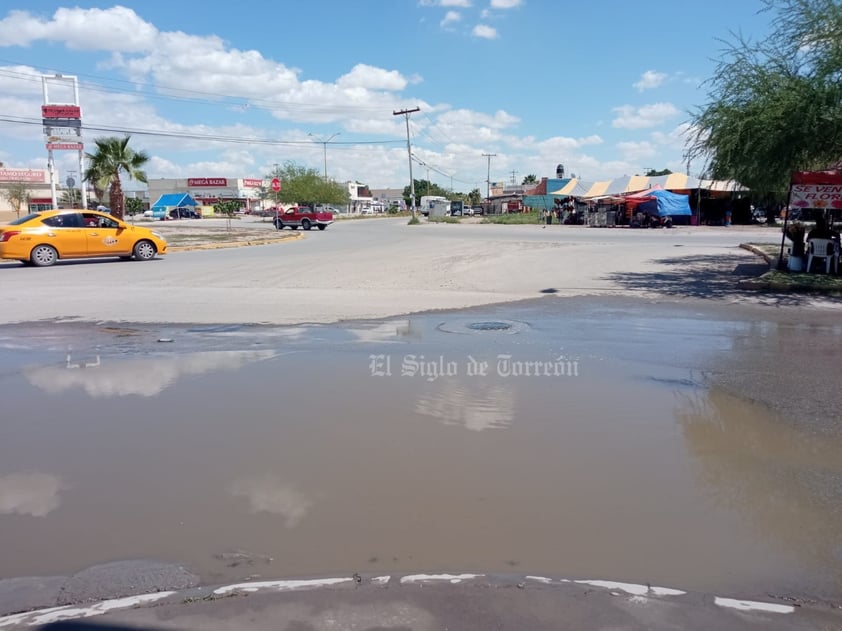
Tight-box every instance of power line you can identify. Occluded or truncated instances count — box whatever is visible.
[0,114,403,148]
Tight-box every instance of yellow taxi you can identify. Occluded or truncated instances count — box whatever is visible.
[0,209,167,267]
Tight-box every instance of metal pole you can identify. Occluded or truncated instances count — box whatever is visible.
[483,153,496,200]
[48,150,57,209]
[79,149,88,209]
[393,107,420,217]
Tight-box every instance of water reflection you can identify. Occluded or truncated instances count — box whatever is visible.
[25,350,278,398]
[346,320,412,343]
[0,473,64,517]
[414,381,515,431]
[229,476,313,528]
[677,388,842,582]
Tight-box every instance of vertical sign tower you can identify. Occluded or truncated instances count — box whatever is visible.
[41,74,87,209]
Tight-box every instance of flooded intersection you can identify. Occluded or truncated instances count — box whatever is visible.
[1,297,841,609]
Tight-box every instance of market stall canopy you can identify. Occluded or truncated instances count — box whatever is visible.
[151,193,197,211]
[550,175,746,197]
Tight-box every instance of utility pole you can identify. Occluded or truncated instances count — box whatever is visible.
[394,107,420,218]
[510,169,518,185]
[482,153,497,200]
[308,132,340,180]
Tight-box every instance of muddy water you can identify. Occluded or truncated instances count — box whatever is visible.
[1,301,841,600]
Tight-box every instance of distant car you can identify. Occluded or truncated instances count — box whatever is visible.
[168,208,200,220]
[0,209,167,267]
[273,206,334,231]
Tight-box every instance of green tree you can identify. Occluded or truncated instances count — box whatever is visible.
[214,200,240,231]
[644,168,673,177]
[688,0,842,193]
[266,162,348,207]
[125,197,144,216]
[522,174,538,185]
[467,188,482,205]
[403,180,449,205]
[2,181,31,217]
[84,136,150,219]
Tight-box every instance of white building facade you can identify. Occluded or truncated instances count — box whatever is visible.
[147,176,266,211]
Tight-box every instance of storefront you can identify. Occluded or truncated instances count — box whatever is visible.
[147,177,265,212]
[0,167,52,215]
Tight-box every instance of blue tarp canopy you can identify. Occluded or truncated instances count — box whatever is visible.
[151,193,197,211]
[637,189,692,217]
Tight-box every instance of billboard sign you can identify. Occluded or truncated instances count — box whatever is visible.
[0,168,48,183]
[43,118,81,129]
[46,142,84,151]
[42,105,82,119]
[188,177,228,187]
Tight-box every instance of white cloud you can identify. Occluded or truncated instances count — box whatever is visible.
[418,0,471,5]
[0,7,158,52]
[491,0,523,7]
[617,140,657,161]
[633,70,668,91]
[472,24,498,39]
[612,103,680,129]
[651,122,693,150]
[441,10,461,27]
[337,64,408,91]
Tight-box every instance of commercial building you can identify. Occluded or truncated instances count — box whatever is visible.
[0,166,54,214]
[147,177,266,212]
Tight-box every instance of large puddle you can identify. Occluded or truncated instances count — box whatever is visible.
[1,300,841,601]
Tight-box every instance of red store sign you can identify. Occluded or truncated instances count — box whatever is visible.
[188,178,228,187]
[242,178,263,188]
[42,105,82,119]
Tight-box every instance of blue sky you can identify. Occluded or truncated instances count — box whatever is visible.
[0,1,772,194]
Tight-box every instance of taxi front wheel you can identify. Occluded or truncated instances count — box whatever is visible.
[133,240,157,261]
[30,244,58,267]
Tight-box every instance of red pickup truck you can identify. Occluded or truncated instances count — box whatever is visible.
[272,206,334,231]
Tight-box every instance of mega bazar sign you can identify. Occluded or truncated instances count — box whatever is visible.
[188,178,228,187]
[790,184,842,210]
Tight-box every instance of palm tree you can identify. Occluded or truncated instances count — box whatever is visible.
[84,136,149,219]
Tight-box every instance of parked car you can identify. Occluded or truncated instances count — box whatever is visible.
[273,206,334,231]
[0,209,167,267]
[168,208,201,220]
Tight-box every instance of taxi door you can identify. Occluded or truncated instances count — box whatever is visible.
[83,213,133,256]
[40,213,88,257]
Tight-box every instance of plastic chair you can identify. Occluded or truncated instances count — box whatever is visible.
[806,238,839,274]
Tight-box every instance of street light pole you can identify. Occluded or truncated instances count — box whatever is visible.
[309,132,340,180]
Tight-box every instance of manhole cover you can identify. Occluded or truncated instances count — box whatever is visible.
[467,321,513,331]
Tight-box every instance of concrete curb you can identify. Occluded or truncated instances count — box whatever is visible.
[167,232,304,252]
[739,242,775,266]
[2,572,836,629]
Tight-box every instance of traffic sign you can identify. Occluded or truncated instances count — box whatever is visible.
[271,178,281,192]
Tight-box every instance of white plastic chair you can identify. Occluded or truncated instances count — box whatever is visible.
[806,238,839,274]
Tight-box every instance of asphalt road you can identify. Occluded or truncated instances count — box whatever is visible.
[0,218,800,325]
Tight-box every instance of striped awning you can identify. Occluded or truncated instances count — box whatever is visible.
[550,175,747,197]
